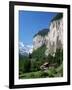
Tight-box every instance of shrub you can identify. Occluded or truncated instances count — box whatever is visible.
[23,59,31,73]
[39,71,48,77]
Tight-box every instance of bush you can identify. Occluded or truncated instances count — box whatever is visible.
[54,49,63,66]
[23,59,31,73]
[31,45,47,71]
[19,56,31,73]
[29,73,35,78]
[40,71,49,77]
[47,54,53,64]
[32,45,46,59]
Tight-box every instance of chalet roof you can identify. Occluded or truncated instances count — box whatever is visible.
[43,62,49,66]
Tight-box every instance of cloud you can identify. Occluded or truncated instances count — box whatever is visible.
[19,42,33,55]
[19,42,24,47]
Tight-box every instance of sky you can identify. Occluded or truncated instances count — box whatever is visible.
[19,10,57,45]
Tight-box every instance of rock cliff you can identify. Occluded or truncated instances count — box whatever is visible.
[33,13,63,56]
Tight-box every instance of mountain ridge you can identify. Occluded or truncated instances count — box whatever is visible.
[19,42,33,56]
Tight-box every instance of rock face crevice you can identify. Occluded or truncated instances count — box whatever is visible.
[33,13,63,56]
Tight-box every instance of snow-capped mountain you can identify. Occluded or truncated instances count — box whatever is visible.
[19,42,33,56]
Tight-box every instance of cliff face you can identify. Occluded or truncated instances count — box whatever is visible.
[33,35,45,50]
[33,13,63,56]
[33,29,49,50]
[45,18,63,56]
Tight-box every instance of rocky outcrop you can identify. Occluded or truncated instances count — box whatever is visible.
[33,35,45,50]
[33,29,49,50]
[33,13,63,56]
[45,18,63,56]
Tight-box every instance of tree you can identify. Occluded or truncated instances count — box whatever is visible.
[54,49,63,66]
[47,54,53,64]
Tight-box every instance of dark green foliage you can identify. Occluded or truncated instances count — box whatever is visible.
[54,49,63,66]
[19,48,63,78]
[56,63,63,77]
[34,29,49,37]
[51,13,63,22]
[19,55,31,73]
[32,44,46,60]
[19,64,63,78]
[30,59,38,72]
[47,54,54,64]
[39,71,49,77]
[19,45,46,75]
[23,59,31,73]
[46,49,63,67]
[31,45,47,71]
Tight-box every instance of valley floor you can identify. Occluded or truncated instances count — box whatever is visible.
[19,63,63,79]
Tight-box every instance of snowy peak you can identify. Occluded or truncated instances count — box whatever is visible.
[19,42,33,55]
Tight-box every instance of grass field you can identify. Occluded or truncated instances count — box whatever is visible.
[19,63,63,79]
